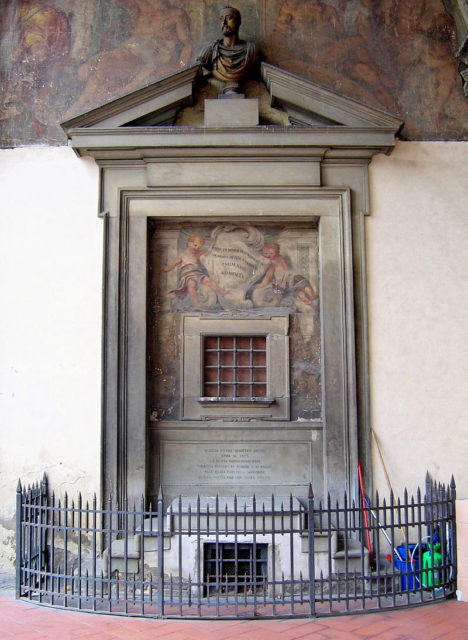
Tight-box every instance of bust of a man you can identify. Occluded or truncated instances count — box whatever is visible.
[197,6,257,95]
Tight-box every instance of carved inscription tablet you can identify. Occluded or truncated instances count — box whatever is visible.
[161,442,311,485]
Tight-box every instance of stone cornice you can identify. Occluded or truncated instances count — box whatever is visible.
[67,125,399,160]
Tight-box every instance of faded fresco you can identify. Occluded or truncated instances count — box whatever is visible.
[0,0,467,145]
[147,222,321,421]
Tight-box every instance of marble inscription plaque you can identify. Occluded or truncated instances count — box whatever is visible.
[161,442,311,485]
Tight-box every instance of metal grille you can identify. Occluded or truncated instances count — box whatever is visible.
[203,336,267,398]
[16,476,457,619]
[204,543,268,595]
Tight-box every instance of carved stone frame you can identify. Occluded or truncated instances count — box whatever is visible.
[181,314,290,421]
[107,186,356,505]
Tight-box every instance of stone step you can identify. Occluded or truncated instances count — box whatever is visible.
[332,537,370,574]
[102,538,140,577]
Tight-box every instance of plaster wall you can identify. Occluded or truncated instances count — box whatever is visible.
[367,141,468,499]
[0,146,101,576]
[0,141,467,579]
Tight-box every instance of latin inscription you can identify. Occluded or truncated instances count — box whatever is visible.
[197,446,272,482]
[161,442,310,486]
[207,246,261,280]
[199,225,269,310]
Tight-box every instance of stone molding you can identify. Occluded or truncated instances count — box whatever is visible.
[103,186,356,506]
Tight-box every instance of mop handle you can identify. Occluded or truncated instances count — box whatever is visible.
[358,461,374,568]
[365,497,403,562]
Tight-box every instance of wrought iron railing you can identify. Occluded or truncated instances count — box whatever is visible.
[16,475,456,618]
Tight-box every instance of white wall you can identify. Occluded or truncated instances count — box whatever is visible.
[367,141,468,499]
[0,141,467,576]
[0,146,101,574]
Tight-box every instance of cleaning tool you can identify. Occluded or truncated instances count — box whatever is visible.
[358,461,374,569]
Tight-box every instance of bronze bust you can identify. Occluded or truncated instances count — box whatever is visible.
[197,6,257,95]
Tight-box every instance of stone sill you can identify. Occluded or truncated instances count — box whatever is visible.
[198,396,275,407]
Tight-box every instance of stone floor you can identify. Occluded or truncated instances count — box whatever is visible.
[1,589,468,640]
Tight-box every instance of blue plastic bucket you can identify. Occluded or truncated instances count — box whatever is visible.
[394,544,420,590]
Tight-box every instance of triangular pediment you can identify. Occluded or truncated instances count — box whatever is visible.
[61,62,403,159]
[61,62,402,134]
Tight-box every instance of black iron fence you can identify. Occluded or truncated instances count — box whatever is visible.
[16,475,457,618]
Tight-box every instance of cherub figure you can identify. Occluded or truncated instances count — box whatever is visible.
[160,234,229,307]
[255,241,317,306]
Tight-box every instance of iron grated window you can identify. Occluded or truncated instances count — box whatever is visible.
[204,542,268,594]
[203,336,267,398]
[185,315,287,419]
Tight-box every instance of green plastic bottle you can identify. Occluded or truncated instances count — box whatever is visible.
[422,542,442,588]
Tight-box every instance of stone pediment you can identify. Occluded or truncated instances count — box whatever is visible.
[261,64,402,129]
[61,62,403,159]
[61,64,204,131]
